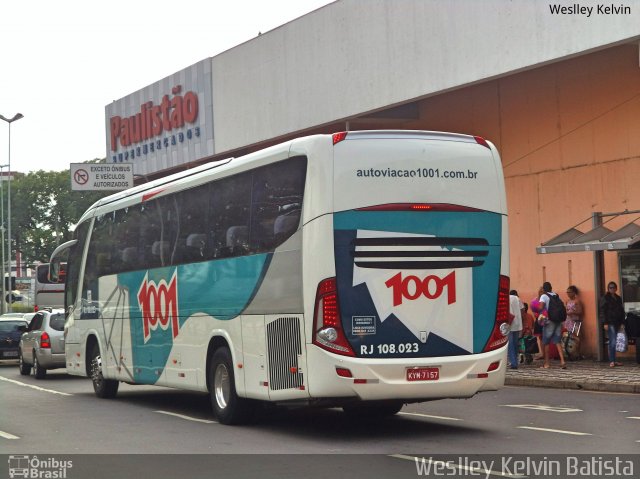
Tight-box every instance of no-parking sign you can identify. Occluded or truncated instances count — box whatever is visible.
[70,163,134,191]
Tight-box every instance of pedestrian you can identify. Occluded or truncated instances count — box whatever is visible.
[539,282,567,369]
[521,302,535,337]
[508,290,523,369]
[530,287,545,360]
[598,281,625,368]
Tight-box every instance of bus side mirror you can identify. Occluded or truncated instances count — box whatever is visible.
[49,239,76,283]
[49,260,66,284]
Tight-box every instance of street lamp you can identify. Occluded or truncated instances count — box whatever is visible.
[0,164,8,314]
[0,113,24,313]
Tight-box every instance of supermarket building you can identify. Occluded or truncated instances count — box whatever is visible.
[105,0,640,359]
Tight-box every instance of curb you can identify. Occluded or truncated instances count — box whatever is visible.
[505,376,640,394]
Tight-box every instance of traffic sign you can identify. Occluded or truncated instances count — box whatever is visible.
[70,163,134,191]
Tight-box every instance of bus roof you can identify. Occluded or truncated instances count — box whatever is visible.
[77,130,494,225]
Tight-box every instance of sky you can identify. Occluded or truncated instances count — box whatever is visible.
[0,0,334,174]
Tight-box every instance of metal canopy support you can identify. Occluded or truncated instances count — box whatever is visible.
[592,213,604,362]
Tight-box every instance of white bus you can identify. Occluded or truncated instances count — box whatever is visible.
[51,131,509,424]
[34,263,65,311]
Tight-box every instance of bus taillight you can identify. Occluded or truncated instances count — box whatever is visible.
[474,136,490,149]
[483,275,510,352]
[332,132,348,145]
[312,277,355,356]
[357,203,483,212]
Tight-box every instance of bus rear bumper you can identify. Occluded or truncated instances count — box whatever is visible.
[306,345,507,401]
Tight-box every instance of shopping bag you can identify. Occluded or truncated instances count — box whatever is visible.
[523,336,538,354]
[616,328,628,353]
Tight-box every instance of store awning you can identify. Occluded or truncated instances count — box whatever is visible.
[537,211,640,254]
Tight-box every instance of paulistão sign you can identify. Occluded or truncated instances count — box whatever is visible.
[105,59,214,177]
[70,163,134,191]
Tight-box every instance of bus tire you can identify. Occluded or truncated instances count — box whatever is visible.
[209,347,253,425]
[33,354,47,379]
[90,343,119,398]
[342,400,404,418]
[18,350,31,376]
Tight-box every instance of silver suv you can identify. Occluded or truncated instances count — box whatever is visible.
[19,308,66,379]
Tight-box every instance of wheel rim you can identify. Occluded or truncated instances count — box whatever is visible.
[91,354,104,389]
[33,356,39,374]
[214,363,230,410]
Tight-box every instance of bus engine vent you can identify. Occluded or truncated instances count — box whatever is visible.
[266,317,304,390]
[352,236,489,270]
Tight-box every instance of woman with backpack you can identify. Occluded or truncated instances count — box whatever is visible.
[539,282,567,369]
[599,281,625,368]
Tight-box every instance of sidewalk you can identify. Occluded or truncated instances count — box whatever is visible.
[505,357,640,393]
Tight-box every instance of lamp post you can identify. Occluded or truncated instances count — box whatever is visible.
[0,164,8,314]
[0,113,24,313]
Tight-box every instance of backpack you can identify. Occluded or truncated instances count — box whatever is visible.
[546,293,567,323]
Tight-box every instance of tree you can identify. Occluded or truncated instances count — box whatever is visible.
[8,164,111,267]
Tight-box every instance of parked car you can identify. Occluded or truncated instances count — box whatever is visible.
[19,308,66,378]
[0,316,29,361]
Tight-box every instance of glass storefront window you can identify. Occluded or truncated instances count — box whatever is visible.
[619,252,640,312]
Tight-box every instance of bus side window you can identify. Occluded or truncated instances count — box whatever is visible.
[274,209,301,243]
[173,184,210,264]
[226,226,249,255]
[184,233,207,261]
[139,201,164,268]
[210,173,251,259]
[250,157,307,252]
[113,206,142,273]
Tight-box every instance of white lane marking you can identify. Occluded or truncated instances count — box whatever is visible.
[501,404,582,412]
[390,454,526,478]
[0,430,20,440]
[398,412,462,421]
[518,426,591,436]
[0,375,72,396]
[626,416,640,420]
[154,410,217,424]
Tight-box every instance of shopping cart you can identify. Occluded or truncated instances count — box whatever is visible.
[563,321,582,361]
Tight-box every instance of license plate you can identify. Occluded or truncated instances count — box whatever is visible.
[406,367,439,381]
[2,351,18,358]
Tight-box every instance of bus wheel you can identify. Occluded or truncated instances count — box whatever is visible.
[33,354,47,379]
[342,400,404,418]
[209,347,253,425]
[18,350,31,376]
[90,344,119,398]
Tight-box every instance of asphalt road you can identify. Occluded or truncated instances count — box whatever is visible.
[1,362,639,478]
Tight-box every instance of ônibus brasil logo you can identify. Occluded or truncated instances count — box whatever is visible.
[137,271,180,343]
[385,271,456,306]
